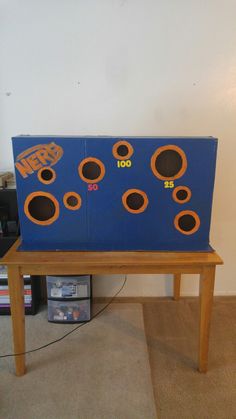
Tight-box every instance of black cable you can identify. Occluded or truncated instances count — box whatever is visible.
[0,275,127,359]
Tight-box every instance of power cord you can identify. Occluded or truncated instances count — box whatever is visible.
[0,275,127,359]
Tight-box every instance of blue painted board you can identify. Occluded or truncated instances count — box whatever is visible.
[11,136,218,251]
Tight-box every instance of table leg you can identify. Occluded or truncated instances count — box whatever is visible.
[8,266,26,376]
[198,266,215,373]
[173,273,181,300]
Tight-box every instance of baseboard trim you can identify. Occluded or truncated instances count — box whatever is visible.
[93,296,236,303]
[93,297,171,303]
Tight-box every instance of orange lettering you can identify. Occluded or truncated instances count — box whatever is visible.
[35,149,50,165]
[15,143,63,179]
[27,153,42,171]
[42,146,55,162]
[46,143,63,161]
[15,159,34,178]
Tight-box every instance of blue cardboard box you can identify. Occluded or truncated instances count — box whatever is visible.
[12,136,218,251]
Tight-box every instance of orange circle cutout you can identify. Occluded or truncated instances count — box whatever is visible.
[37,166,56,184]
[151,145,187,180]
[174,210,200,235]
[63,192,82,210]
[78,157,105,184]
[122,189,149,214]
[112,140,134,160]
[24,191,59,226]
[172,186,191,204]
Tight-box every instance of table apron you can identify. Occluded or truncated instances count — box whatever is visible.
[16,264,211,276]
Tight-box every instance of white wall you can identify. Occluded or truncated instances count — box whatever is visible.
[1,0,236,296]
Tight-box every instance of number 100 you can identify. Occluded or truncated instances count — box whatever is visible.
[117,160,132,168]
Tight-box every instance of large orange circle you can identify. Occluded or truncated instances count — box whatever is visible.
[151,145,187,180]
[37,166,56,185]
[63,192,82,211]
[112,140,134,160]
[172,186,191,204]
[174,210,200,235]
[122,189,149,214]
[24,191,59,226]
[78,157,105,184]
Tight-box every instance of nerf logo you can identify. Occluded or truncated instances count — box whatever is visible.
[15,143,63,178]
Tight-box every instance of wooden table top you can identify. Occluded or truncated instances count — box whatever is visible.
[1,239,223,276]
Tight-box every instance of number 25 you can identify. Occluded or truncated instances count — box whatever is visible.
[164,181,174,189]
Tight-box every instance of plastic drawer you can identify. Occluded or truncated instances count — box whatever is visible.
[46,275,91,300]
[47,298,91,323]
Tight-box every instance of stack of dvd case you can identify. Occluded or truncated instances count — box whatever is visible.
[0,265,40,315]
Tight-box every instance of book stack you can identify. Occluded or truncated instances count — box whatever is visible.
[0,265,40,315]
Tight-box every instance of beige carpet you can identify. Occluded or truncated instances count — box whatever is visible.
[0,303,157,419]
[143,298,236,419]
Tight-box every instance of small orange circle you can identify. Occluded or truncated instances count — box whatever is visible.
[172,186,191,204]
[78,157,105,184]
[174,210,200,235]
[122,189,149,214]
[151,145,187,180]
[37,167,56,184]
[63,192,82,211]
[112,140,134,160]
[24,191,59,226]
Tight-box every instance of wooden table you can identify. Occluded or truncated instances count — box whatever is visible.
[2,238,223,376]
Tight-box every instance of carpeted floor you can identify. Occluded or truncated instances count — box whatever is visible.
[143,298,236,419]
[1,299,236,419]
[0,303,156,419]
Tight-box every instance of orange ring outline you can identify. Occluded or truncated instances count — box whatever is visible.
[122,189,149,214]
[172,186,192,204]
[63,192,82,211]
[151,145,187,180]
[37,166,56,185]
[112,140,134,160]
[174,210,200,235]
[24,191,59,226]
[78,157,105,184]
